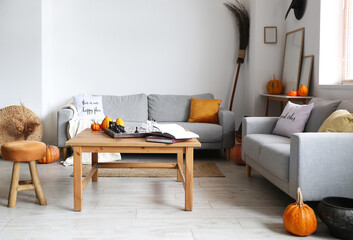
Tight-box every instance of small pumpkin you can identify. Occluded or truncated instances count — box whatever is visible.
[298,84,308,96]
[116,118,125,127]
[101,116,113,129]
[288,90,298,96]
[283,188,317,236]
[266,74,283,95]
[38,145,60,164]
[91,123,101,131]
[231,144,245,165]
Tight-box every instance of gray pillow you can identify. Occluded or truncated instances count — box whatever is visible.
[273,101,314,137]
[148,93,214,122]
[304,98,341,132]
[102,94,148,121]
[337,100,353,113]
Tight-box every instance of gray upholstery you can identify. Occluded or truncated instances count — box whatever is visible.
[337,100,353,113]
[57,108,74,147]
[242,98,353,201]
[103,94,148,122]
[57,93,235,151]
[162,122,223,143]
[304,98,341,132]
[243,134,290,162]
[260,144,290,182]
[148,93,214,122]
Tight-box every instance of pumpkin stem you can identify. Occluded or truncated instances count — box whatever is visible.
[296,188,304,207]
[273,74,276,80]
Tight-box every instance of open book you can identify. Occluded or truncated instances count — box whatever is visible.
[151,123,199,139]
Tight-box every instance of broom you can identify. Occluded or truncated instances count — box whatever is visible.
[224,1,250,111]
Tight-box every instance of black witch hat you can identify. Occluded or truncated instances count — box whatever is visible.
[285,0,307,20]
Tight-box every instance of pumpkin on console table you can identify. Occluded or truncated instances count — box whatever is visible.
[266,74,283,95]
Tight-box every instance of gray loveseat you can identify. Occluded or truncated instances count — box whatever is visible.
[242,98,353,201]
[58,93,235,159]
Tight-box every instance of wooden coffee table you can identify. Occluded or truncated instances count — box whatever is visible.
[66,128,201,212]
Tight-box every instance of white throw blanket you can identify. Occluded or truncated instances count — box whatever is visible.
[61,97,121,166]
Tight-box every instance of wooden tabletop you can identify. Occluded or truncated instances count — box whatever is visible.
[66,128,201,148]
[261,93,313,99]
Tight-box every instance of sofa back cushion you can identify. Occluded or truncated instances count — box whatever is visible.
[337,100,353,113]
[304,98,341,132]
[148,93,214,122]
[102,94,148,122]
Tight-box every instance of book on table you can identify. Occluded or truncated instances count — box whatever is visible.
[146,136,191,144]
[150,123,199,140]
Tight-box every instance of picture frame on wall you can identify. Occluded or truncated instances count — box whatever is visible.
[264,26,277,44]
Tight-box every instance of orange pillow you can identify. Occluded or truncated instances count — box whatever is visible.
[188,98,222,123]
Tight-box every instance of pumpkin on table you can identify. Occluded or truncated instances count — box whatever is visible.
[101,116,113,130]
[91,123,101,131]
[298,84,308,96]
[283,188,317,236]
[266,74,283,95]
[38,145,60,164]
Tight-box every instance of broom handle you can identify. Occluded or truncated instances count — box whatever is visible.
[229,63,242,111]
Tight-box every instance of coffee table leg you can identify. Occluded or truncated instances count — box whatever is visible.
[185,147,193,211]
[92,152,98,182]
[177,152,183,182]
[73,147,82,211]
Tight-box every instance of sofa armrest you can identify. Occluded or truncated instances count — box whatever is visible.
[242,117,279,137]
[57,108,74,147]
[218,109,235,148]
[289,132,353,200]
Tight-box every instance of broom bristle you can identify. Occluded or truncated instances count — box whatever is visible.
[224,1,250,52]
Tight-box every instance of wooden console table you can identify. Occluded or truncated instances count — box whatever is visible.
[261,94,313,116]
[66,129,201,212]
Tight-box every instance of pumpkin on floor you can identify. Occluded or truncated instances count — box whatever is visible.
[231,144,245,165]
[38,145,60,164]
[283,188,317,236]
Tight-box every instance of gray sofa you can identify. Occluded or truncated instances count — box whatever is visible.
[242,98,353,201]
[58,93,235,158]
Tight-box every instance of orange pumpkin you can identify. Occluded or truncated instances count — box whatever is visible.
[298,84,308,96]
[288,90,298,96]
[91,123,101,131]
[101,116,113,129]
[266,74,283,95]
[231,145,245,165]
[38,145,60,164]
[283,188,317,236]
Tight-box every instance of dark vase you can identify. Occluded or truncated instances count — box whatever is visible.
[318,197,353,240]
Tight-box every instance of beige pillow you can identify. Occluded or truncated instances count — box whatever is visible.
[318,109,353,132]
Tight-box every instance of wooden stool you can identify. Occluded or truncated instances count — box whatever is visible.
[1,141,47,207]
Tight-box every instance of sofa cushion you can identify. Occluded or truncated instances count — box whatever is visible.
[259,144,290,182]
[243,134,290,162]
[304,98,341,132]
[148,93,214,122]
[102,94,148,122]
[337,100,353,113]
[162,122,222,143]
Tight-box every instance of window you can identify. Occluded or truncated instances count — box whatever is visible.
[343,0,353,82]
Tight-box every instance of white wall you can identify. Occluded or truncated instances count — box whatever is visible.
[0,0,42,116]
[41,0,243,144]
[246,0,285,117]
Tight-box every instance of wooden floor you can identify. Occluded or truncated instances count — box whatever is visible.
[0,150,334,240]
